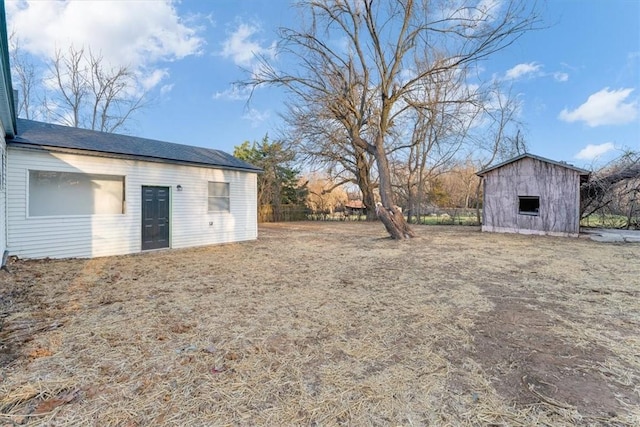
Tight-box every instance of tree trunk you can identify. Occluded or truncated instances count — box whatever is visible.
[376,204,415,239]
[362,189,376,220]
[354,147,377,220]
[374,139,415,239]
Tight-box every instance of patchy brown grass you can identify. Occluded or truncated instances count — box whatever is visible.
[1,222,639,426]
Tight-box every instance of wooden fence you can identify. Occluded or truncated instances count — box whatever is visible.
[258,204,481,225]
[407,208,480,226]
[258,204,309,223]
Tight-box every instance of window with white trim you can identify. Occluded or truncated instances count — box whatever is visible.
[208,182,230,212]
[28,170,125,216]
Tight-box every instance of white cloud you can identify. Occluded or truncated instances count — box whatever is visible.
[575,142,615,160]
[242,108,270,127]
[553,72,569,82]
[559,87,638,126]
[503,63,569,83]
[213,85,253,101]
[444,0,503,28]
[6,0,204,90]
[220,22,276,67]
[141,69,169,92]
[216,22,277,101]
[504,62,541,80]
[473,0,502,20]
[160,84,174,96]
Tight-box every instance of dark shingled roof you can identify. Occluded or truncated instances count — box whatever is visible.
[9,118,261,172]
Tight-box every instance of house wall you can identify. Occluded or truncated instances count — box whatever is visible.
[7,147,258,259]
[0,131,6,257]
[481,157,582,237]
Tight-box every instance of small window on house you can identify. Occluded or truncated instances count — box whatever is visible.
[28,170,125,216]
[518,196,539,216]
[208,182,230,212]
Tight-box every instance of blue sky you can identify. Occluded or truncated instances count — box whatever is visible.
[6,0,640,169]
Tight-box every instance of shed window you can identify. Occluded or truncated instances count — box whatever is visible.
[518,196,539,216]
[208,182,230,212]
[29,170,125,216]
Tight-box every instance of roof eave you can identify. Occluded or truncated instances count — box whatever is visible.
[0,2,16,138]
[476,153,591,177]
[8,142,263,173]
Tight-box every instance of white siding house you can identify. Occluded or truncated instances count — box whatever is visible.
[0,4,16,262]
[6,119,260,259]
[477,154,590,237]
[0,7,260,261]
[0,135,6,258]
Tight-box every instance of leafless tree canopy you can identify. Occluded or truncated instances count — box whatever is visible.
[9,33,37,120]
[47,46,146,133]
[10,39,147,133]
[306,174,349,216]
[581,151,640,228]
[244,0,539,238]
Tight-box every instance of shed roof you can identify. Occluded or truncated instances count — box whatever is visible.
[476,153,590,177]
[9,119,261,172]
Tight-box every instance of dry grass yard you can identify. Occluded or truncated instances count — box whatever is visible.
[1,222,639,426]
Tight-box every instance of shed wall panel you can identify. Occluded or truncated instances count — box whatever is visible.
[7,147,258,259]
[482,157,582,236]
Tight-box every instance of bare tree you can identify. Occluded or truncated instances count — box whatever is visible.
[439,161,481,209]
[9,32,38,120]
[392,64,483,223]
[50,46,86,128]
[581,151,640,228]
[87,51,145,133]
[9,42,147,133]
[286,103,378,219]
[245,0,539,239]
[47,46,146,132]
[472,83,527,223]
[305,174,349,217]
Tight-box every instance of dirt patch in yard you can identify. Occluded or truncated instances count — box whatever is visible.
[1,222,639,426]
